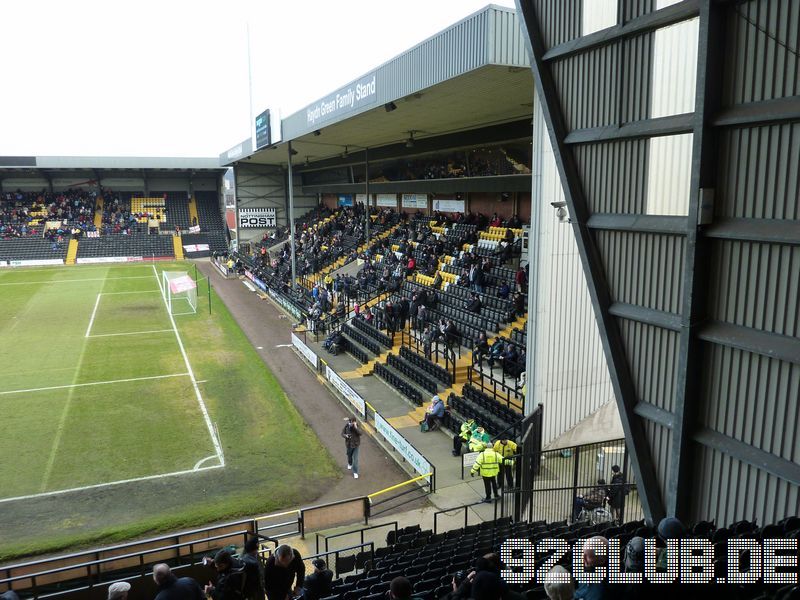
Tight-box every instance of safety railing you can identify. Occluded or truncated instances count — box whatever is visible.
[467,365,524,413]
[315,522,398,555]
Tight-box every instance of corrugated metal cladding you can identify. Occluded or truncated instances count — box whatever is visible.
[552,45,620,130]
[487,7,531,66]
[618,320,680,412]
[722,0,800,104]
[594,230,685,313]
[709,241,799,337]
[532,0,582,49]
[521,0,800,524]
[693,447,800,527]
[380,9,488,101]
[574,140,650,213]
[717,123,800,220]
[532,113,616,444]
[702,347,799,464]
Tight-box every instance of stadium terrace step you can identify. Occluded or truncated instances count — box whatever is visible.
[65,238,79,265]
[173,235,184,260]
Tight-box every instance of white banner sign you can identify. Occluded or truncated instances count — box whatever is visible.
[292,333,319,369]
[238,207,277,228]
[401,194,428,209]
[2,259,64,267]
[432,199,465,213]
[183,244,210,252]
[374,412,433,479]
[375,194,397,207]
[355,193,369,205]
[325,366,366,417]
[77,256,143,264]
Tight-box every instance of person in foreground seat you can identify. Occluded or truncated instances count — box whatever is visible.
[153,563,204,600]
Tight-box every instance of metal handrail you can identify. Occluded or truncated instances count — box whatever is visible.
[315,522,398,555]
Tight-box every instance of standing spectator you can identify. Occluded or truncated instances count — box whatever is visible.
[107,582,130,600]
[607,464,627,524]
[515,266,526,293]
[470,443,507,503]
[263,544,305,600]
[493,439,517,489]
[513,291,526,317]
[202,551,245,600]
[240,537,265,600]
[342,417,361,479]
[422,325,433,360]
[302,559,333,600]
[153,564,204,600]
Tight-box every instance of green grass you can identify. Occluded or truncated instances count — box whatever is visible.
[0,263,339,561]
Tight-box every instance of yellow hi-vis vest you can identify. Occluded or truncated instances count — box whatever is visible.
[471,448,504,478]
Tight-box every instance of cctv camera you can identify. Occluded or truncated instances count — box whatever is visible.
[550,201,566,208]
[556,207,568,220]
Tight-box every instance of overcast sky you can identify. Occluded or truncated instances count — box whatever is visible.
[0,0,515,158]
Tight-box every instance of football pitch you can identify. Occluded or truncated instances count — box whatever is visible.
[0,263,223,500]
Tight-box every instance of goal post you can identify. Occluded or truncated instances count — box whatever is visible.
[162,271,198,315]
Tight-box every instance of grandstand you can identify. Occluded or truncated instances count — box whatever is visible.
[1,1,799,598]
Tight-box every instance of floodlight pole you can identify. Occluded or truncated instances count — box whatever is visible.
[364,147,370,248]
[287,141,297,288]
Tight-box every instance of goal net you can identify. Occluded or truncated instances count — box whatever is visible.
[162,271,198,315]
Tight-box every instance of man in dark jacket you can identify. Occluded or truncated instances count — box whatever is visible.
[263,544,305,600]
[607,465,627,524]
[342,417,362,479]
[202,551,245,600]
[301,559,333,600]
[153,563,205,600]
[465,293,482,314]
[240,537,265,600]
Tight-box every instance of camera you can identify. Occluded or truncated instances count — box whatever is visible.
[453,570,467,586]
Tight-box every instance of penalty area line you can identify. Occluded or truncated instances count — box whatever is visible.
[87,329,173,338]
[0,464,224,505]
[0,373,189,396]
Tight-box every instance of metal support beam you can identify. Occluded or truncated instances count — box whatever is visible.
[287,142,297,289]
[542,0,700,61]
[364,147,370,247]
[565,113,693,144]
[713,95,800,128]
[698,321,800,366]
[667,0,724,520]
[609,302,682,332]
[634,402,676,429]
[693,428,800,487]
[588,214,688,235]
[516,0,666,522]
[704,217,800,246]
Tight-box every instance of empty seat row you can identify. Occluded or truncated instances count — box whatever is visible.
[399,346,452,386]
[341,324,380,355]
[386,353,438,394]
[351,316,393,348]
[374,363,422,405]
[462,383,522,423]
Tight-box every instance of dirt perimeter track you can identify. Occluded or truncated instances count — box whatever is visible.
[195,261,414,503]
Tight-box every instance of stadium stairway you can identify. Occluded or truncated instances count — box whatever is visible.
[94,197,103,228]
[172,235,184,259]
[65,238,79,265]
[188,196,199,225]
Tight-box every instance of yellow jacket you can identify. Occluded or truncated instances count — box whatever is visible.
[471,448,506,478]
[493,440,518,458]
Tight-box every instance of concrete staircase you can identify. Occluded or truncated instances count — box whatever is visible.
[94,197,103,229]
[172,235,184,260]
[188,197,199,226]
[65,239,79,265]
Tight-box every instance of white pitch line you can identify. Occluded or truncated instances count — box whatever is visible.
[99,290,161,296]
[0,276,156,286]
[0,464,223,505]
[87,329,174,338]
[85,293,102,338]
[152,265,225,467]
[193,455,219,470]
[0,373,190,396]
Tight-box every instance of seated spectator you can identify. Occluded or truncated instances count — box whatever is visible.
[543,565,574,600]
[421,395,445,431]
[468,426,490,452]
[572,479,608,521]
[153,563,204,600]
[472,331,490,365]
[487,339,505,367]
[452,417,476,456]
[465,292,482,314]
[513,291,525,317]
[497,281,510,299]
[302,559,333,600]
[574,536,610,599]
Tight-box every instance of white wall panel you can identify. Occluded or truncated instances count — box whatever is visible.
[650,18,698,118]
[646,133,693,215]
[582,0,618,35]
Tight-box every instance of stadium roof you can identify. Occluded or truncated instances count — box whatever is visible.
[223,4,533,168]
[0,156,223,171]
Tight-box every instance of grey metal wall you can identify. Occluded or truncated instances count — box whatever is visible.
[516,0,800,525]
